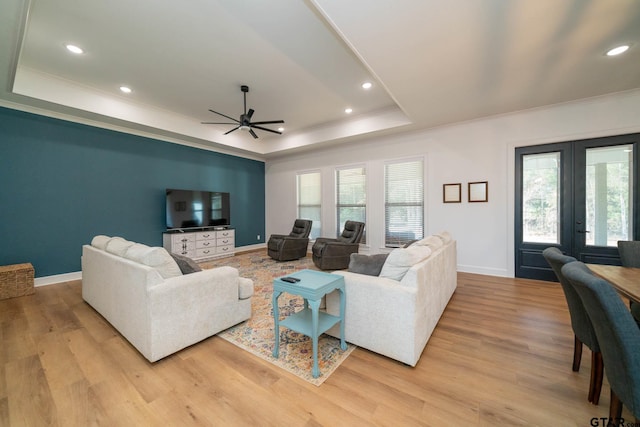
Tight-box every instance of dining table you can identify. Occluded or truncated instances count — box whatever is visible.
[586,263,640,304]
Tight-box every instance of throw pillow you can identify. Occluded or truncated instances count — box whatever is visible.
[403,240,418,248]
[348,253,389,276]
[379,245,432,281]
[91,235,111,250]
[170,253,202,274]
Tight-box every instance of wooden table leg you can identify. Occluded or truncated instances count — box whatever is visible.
[272,290,282,358]
[308,298,321,378]
[339,287,347,351]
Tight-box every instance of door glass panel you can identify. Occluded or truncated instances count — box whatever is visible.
[585,145,633,246]
[522,152,560,243]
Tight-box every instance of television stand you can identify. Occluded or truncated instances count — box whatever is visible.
[162,228,235,261]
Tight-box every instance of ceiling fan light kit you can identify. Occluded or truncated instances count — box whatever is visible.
[202,85,284,139]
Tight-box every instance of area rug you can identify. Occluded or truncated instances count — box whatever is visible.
[200,250,356,386]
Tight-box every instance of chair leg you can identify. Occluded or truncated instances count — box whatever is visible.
[589,351,604,405]
[608,389,623,427]
[573,335,583,372]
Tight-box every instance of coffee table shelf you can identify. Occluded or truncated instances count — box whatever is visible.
[279,308,341,337]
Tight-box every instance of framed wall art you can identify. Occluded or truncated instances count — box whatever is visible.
[468,181,488,202]
[443,183,462,203]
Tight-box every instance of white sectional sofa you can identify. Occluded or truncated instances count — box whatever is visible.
[325,233,457,366]
[81,235,253,362]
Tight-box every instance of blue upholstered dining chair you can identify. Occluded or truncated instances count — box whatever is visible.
[542,247,603,404]
[617,241,640,327]
[561,261,640,422]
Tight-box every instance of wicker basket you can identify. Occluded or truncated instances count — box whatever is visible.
[0,263,35,300]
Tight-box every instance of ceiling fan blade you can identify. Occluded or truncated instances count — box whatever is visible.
[250,120,284,125]
[224,126,240,135]
[206,86,282,139]
[251,125,282,135]
[208,109,240,123]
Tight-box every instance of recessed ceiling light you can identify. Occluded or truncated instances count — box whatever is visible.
[345,108,353,114]
[119,86,132,94]
[277,127,284,132]
[65,44,84,54]
[361,82,372,90]
[606,45,630,56]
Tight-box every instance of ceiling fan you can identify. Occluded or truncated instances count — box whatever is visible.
[202,85,284,139]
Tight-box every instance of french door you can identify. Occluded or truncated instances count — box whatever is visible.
[515,133,640,281]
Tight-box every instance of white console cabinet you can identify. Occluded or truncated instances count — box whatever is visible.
[163,229,235,261]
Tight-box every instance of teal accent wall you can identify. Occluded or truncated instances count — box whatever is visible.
[0,107,265,277]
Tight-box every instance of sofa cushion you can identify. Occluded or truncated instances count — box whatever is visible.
[411,235,443,251]
[348,253,389,276]
[124,243,152,262]
[170,253,202,274]
[139,247,182,279]
[91,235,111,250]
[105,237,135,257]
[435,231,452,244]
[238,277,254,300]
[379,245,432,281]
[122,242,182,278]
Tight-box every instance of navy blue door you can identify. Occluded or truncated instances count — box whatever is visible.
[515,133,639,280]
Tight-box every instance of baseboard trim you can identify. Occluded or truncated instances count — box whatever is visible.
[236,243,267,253]
[457,264,509,277]
[35,271,82,287]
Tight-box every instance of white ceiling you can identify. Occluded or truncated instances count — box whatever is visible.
[1,0,639,159]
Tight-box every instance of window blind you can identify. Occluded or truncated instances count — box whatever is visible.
[336,166,366,243]
[384,159,424,247]
[296,171,321,239]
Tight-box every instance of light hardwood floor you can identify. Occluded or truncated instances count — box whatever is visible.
[0,272,634,426]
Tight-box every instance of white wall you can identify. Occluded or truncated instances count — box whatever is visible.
[265,89,640,277]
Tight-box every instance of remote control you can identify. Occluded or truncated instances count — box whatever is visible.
[281,277,300,283]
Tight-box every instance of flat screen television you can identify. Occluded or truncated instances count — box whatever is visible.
[166,189,231,230]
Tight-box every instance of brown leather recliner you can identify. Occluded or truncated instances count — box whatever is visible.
[312,220,365,270]
[267,219,313,261]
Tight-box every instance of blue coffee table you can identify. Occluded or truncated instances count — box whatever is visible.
[272,269,346,378]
